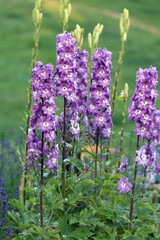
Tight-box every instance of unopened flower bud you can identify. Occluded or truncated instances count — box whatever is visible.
[99,24,104,35]
[88,33,92,49]
[67,3,72,16]
[124,83,128,99]
[64,8,68,25]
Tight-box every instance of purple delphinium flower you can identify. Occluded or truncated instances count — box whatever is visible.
[54,32,83,141]
[118,156,128,174]
[156,162,160,174]
[87,48,112,137]
[27,62,58,171]
[128,66,159,142]
[135,143,159,169]
[117,177,132,194]
[75,47,89,121]
[53,31,77,102]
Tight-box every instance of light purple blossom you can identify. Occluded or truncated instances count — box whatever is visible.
[117,178,132,194]
[128,66,159,143]
[135,143,159,168]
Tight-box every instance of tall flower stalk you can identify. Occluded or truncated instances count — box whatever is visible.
[87,48,112,191]
[54,32,77,198]
[128,66,159,229]
[111,8,130,116]
[27,62,58,229]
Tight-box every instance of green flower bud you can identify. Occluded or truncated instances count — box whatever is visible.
[64,8,68,25]
[67,3,72,16]
[32,8,42,26]
[99,24,104,35]
[88,33,92,49]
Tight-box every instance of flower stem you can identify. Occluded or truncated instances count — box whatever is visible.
[129,135,140,230]
[23,26,40,204]
[119,97,127,154]
[62,97,67,199]
[144,140,150,178]
[95,128,99,195]
[111,41,124,117]
[40,132,44,230]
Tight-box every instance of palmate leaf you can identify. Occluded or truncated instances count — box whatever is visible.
[69,227,93,240]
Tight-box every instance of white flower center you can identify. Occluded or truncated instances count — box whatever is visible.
[63,64,68,69]
[62,86,68,92]
[143,84,148,88]
[47,107,53,112]
[92,80,96,85]
[51,158,57,164]
[41,71,46,76]
[66,38,71,43]
[50,131,55,138]
[121,183,126,188]
[141,127,146,132]
[99,117,104,122]
[67,73,73,77]
[55,75,59,80]
[144,114,149,120]
[139,93,145,97]
[100,70,105,75]
[35,79,40,83]
[43,89,49,94]
[103,99,108,103]
[79,106,83,109]
[97,91,102,96]
[58,43,62,47]
[141,101,147,106]
[65,53,71,58]
[103,79,108,84]
[43,122,49,127]
[33,91,37,96]
[135,109,141,114]
[90,104,95,110]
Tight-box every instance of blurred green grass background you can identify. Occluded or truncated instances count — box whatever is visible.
[1,0,160,134]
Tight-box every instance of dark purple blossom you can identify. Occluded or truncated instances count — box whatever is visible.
[27,62,58,171]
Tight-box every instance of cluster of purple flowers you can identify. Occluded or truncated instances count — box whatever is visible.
[135,143,159,169]
[54,31,88,141]
[87,48,112,138]
[128,66,159,143]
[27,61,58,171]
[75,47,89,123]
[0,177,13,237]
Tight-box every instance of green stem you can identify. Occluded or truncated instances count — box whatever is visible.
[95,128,99,195]
[119,97,127,156]
[23,26,40,204]
[129,135,140,230]
[62,97,67,199]
[40,132,44,231]
[111,41,125,117]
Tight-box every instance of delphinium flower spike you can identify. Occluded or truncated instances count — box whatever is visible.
[53,31,77,198]
[27,61,58,228]
[87,48,112,193]
[128,66,159,229]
